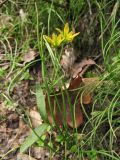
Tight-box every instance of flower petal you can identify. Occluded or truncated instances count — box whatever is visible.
[52,33,57,40]
[45,35,53,44]
[57,34,64,46]
[66,32,80,42]
[72,32,80,38]
[64,23,69,35]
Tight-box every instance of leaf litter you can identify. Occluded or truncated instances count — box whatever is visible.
[0,103,30,159]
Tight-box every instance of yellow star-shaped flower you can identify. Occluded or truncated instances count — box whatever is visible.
[44,33,64,47]
[56,23,80,42]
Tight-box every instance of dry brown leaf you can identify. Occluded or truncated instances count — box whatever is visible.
[22,49,38,63]
[60,46,76,77]
[45,95,63,126]
[45,76,83,128]
[69,75,82,90]
[29,109,42,128]
[82,93,92,104]
[45,92,84,128]
[71,58,96,78]
[45,76,99,128]
[66,102,83,128]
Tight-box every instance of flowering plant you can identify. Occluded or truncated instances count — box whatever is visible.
[56,23,80,42]
[44,23,80,47]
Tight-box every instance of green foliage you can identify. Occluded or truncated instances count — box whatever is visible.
[87,150,97,160]
[20,123,49,153]
[36,135,46,147]
[36,84,48,122]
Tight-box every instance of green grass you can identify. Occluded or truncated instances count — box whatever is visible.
[0,0,120,159]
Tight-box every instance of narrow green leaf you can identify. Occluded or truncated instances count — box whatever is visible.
[20,123,49,153]
[36,84,48,122]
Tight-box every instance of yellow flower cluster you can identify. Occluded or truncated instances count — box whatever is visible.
[44,23,80,47]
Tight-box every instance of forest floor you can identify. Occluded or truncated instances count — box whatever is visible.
[0,0,120,160]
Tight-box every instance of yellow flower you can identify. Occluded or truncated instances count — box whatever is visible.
[44,33,64,47]
[56,23,80,42]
